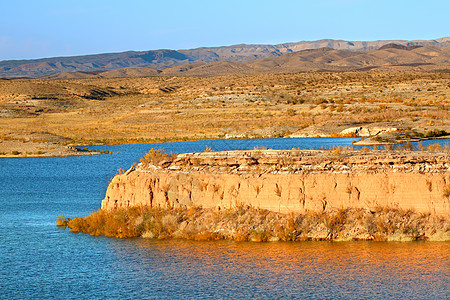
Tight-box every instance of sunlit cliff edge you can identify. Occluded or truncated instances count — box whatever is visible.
[64,149,450,241]
[103,149,450,215]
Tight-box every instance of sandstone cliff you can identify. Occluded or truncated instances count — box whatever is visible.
[102,150,450,216]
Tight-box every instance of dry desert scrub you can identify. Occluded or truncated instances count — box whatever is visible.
[139,148,177,168]
[64,206,449,242]
[2,71,449,147]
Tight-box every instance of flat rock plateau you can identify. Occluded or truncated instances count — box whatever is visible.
[66,149,450,241]
[103,149,450,216]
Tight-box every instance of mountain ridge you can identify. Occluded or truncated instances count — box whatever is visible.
[38,45,450,79]
[1,37,449,78]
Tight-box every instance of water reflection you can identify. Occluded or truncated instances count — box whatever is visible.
[2,138,449,299]
[108,240,449,299]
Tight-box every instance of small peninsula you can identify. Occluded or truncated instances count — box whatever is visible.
[63,147,450,241]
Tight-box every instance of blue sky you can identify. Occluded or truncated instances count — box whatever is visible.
[1,0,448,60]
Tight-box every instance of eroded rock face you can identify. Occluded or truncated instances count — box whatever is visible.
[339,126,398,137]
[101,150,450,215]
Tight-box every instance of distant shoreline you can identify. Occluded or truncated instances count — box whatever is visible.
[2,135,450,158]
[0,140,110,158]
[1,71,449,158]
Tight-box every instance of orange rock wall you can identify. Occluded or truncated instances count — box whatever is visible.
[102,170,450,215]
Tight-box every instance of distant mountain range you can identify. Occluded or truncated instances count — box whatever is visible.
[1,37,449,78]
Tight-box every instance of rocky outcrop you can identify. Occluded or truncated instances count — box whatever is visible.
[101,150,450,216]
[289,125,398,138]
[339,126,398,137]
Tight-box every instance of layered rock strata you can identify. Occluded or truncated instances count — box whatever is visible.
[102,150,450,216]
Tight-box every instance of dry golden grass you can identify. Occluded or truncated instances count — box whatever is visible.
[64,205,450,241]
[0,71,449,146]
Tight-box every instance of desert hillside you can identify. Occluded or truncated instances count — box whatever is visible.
[38,45,450,78]
[1,37,449,78]
[0,70,449,156]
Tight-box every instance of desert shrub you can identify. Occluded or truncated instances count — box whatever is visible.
[425,129,447,138]
[67,208,143,238]
[161,214,178,234]
[68,216,89,233]
[384,144,394,151]
[427,143,443,152]
[417,141,425,151]
[403,141,414,151]
[323,209,348,239]
[328,146,353,158]
[139,148,177,168]
[364,214,377,235]
[56,215,69,228]
[62,205,448,242]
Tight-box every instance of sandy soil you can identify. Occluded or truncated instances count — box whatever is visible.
[0,140,102,157]
[0,71,448,155]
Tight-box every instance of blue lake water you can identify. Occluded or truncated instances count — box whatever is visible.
[1,138,449,299]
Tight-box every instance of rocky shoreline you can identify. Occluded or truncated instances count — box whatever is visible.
[65,205,449,241]
[147,148,450,175]
[0,140,109,157]
[0,132,111,157]
[101,149,450,215]
[62,148,450,241]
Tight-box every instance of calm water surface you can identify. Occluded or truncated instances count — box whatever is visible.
[1,138,449,299]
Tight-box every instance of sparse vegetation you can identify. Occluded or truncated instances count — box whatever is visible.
[425,129,448,138]
[1,70,449,153]
[56,215,69,228]
[139,148,177,168]
[62,206,449,241]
